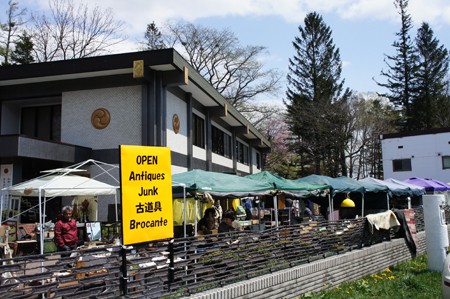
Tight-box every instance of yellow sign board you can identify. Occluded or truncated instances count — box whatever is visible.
[120,145,173,245]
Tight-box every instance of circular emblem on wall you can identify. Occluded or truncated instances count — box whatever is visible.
[91,108,111,130]
[172,114,180,134]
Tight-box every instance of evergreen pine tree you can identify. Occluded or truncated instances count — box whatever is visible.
[411,22,450,129]
[285,12,351,176]
[10,31,34,65]
[144,21,166,50]
[377,0,417,131]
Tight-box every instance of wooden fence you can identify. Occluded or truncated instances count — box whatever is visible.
[0,207,426,299]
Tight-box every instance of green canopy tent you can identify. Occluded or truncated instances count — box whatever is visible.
[172,169,274,197]
[172,169,274,234]
[385,178,426,197]
[245,171,330,226]
[335,176,389,216]
[296,174,366,220]
[360,177,413,197]
[245,171,329,197]
[385,178,426,208]
[360,177,420,210]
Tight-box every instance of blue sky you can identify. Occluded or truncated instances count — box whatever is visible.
[3,0,450,103]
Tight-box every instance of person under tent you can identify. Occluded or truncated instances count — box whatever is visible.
[54,206,78,252]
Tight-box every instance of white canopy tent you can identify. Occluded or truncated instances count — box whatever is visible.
[0,159,120,255]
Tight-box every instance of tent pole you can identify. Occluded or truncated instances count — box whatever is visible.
[17,195,21,223]
[194,197,198,237]
[43,195,46,225]
[38,188,44,255]
[328,193,333,221]
[183,186,186,238]
[386,193,390,210]
[115,189,119,222]
[273,195,278,228]
[361,194,365,218]
[0,192,3,224]
[115,189,119,238]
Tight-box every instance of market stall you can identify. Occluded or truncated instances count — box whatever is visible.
[336,176,388,217]
[0,159,120,255]
[172,169,274,235]
[385,178,426,197]
[295,174,365,220]
[245,171,330,226]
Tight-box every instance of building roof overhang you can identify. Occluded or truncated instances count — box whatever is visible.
[0,49,270,149]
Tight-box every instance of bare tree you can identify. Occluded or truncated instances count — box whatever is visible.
[31,0,125,62]
[0,0,27,65]
[157,21,281,111]
[345,94,397,179]
[241,103,284,129]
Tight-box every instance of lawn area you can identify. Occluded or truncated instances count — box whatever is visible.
[300,255,442,299]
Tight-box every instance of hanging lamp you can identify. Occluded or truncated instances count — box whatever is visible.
[340,194,356,208]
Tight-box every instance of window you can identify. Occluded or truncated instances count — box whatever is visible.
[236,141,249,165]
[256,152,261,169]
[192,114,205,148]
[443,156,450,169]
[392,159,411,172]
[21,105,61,141]
[212,126,231,158]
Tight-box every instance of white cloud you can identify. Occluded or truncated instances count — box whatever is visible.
[337,0,396,21]
[410,0,450,26]
[13,0,450,37]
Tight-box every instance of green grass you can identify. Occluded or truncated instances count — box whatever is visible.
[300,255,442,299]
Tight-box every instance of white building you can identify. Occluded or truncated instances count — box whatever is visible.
[381,128,450,182]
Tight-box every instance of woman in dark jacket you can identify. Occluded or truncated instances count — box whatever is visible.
[198,208,216,234]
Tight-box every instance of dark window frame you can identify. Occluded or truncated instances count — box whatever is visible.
[211,126,232,158]
[21,105,61,142]
[392,158,412,172]
[442,156,450,169]
[236,140,249,165]
[256,152,261,169]
[192,113,205,149]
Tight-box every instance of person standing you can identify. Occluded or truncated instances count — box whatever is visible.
[54,206,79,251]
[212,198,223,229]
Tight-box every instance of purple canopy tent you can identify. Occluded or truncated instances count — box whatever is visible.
[404,177,450,192]
[426,178,450,191]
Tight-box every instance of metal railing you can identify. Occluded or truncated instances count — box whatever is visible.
[0,207,426,299]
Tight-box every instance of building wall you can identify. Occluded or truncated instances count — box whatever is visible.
[172,165,188,175]
[166,91,188,155]
[382,132,450,181]
[1,101,20,134]
[188,230,428,299]
[61,86,142,149]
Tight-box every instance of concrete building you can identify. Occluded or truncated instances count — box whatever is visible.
[381,128,450,182]
[0,49,270,221]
